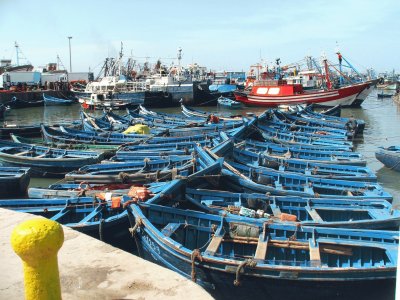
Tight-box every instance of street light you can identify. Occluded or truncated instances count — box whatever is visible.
[67,36,72,72]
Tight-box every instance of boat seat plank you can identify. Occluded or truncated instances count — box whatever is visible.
[305,206,323,222]
[309,238,321,267]
[50,207,70,222]
[205,234,223,256]
[368,209,387,219]
[36,152,50,158]
[254,235,269,261]
[79,206,103,223]
[270,204,281,217]
[15,150,31,156]
[161,223,182,237]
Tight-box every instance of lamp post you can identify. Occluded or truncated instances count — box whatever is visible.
[67,36,72,72]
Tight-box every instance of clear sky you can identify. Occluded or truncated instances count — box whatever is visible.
[1,0,399,75]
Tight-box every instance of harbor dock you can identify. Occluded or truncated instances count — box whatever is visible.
[0,208,212,300]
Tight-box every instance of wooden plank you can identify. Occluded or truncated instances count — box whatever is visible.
[50,207,70,222]
[309,238,321,267]
[161,223,181,237]
[254,235,269,261]
[305,206,323,222]
[36,152,50,158]
[15,150,31,156]
[270,204,281,217]
[204,234,223,256]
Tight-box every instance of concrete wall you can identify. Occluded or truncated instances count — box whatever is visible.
[0,208,213,300]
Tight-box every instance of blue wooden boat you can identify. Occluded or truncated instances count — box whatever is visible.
[195,146,391,201]
[127,109,195,129]
[111,152,192,162]
[65,156,194,183]
[217,96,242,108]
[0,140,104,177]
[375,146,400,172]
[257,112,352,139]
[0,197,129,242]
[42,123,244,146]
[127,202,398,299]
[185,188,400,229]
[0,124,43,139]
[43,93,74,105]
[257,125,354,149]
[237,139,366,166]
[0,167,30,198]
[181,104,243,121]
[256,135,353,152]
[225,160,391,200]
[8,96,44,108]
[300,105,365,132]
[306,104,342,117]
[81,111,115,132]
[117,140,212,153]
[10,134,119,152]
[28,182,133,198]
[269,110,361,134]
[0,120,80,139]
[257,123,351,142]
[232,146,377,182]
[41,125,147,145]
[137,105,245,130]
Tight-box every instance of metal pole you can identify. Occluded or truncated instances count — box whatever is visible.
[67,36,72,72]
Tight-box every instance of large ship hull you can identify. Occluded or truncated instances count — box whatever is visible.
[352,79,378,107]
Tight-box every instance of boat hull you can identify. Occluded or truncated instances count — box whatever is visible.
[0,168,30,198]
[375,147,400,172]
[137,236,395,300]
[234,83,369,107]
[129,204,397,300]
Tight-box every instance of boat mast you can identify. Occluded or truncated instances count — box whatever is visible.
[177,47,182,81]
[118,42,124,76]
[323,58,332,90]
[337,52,343,85]
[15,42,20,66]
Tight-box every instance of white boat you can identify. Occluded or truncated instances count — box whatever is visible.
[145,48,194,104]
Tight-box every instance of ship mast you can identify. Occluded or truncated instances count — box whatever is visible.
[177,47,182,81]
[323,58,332,90]
[15,42,20,66]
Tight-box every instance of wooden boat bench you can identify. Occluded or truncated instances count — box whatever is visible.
[161,223,182,237]
[204,217,225,256]
[50,207,71,222]
[309,237,322,267]
[305,206,324,222]
[15,150,32,156]
[254,223,269,261]
[78,205,103,223]
[269,203,282,217]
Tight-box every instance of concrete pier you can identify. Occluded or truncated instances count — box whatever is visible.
[0,208,213,300]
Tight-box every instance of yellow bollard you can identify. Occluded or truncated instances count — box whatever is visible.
[10,218,64,300]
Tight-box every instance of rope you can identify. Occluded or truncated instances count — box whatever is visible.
[289,223,301,241]
[118,172,130,183]
[191,249,203,282]
[129,218,143,258]
[128,218,142,237]
[233,259,257,286]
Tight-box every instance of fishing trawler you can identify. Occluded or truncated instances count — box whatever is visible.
[234,57,371,107]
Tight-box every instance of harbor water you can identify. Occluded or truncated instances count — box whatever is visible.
[4,89,400,206]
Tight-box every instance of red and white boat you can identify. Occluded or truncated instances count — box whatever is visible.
[234,80,370,107]
[234,60,371,107]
